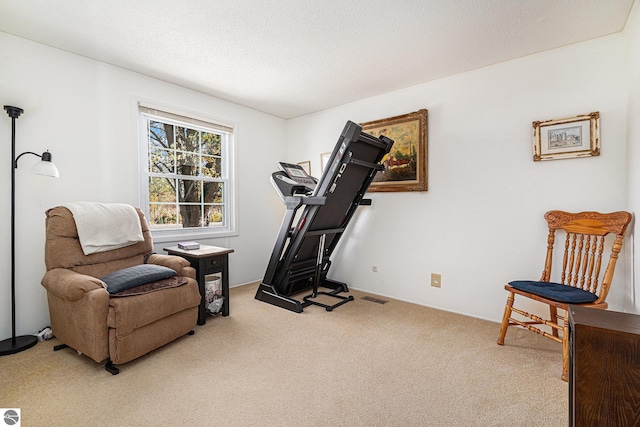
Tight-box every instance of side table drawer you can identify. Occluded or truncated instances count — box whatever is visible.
[204,256,222,270]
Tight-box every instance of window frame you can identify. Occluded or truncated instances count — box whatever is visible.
[137,101,238,242]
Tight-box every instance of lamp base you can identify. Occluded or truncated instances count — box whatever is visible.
[0,335,38,356]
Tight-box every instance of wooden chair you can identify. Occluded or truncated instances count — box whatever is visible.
[497,210,632,381]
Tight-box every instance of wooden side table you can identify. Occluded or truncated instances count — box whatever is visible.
[163,244,234,325]
[569,305,640,426]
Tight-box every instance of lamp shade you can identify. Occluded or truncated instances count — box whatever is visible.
[30,151,59,177]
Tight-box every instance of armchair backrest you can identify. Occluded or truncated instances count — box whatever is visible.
[45,206,154,278]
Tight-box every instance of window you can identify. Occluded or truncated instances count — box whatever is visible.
[139,104,235,239]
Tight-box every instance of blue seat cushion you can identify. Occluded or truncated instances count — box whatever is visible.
[509,280,598,304]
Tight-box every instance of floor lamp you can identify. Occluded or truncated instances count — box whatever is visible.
[0,105,59,356]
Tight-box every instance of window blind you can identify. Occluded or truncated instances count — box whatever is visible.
[139,104,233,134]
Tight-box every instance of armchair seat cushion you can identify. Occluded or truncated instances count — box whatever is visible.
[509,280,598,304]
[101,264,177,294]
[108,279,200,334]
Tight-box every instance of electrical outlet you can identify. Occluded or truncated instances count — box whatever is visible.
[372,266,379,273]
[431,273,441,288]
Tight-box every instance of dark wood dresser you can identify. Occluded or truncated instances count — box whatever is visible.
[569,305,640,426]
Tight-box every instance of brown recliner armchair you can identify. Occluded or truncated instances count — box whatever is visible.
[41,206,201,374]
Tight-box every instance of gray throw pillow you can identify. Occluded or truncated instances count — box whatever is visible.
[101,264,177,294]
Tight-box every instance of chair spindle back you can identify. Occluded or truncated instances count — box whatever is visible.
[543,210,632,304]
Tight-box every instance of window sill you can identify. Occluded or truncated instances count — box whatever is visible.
[151,229,238,244]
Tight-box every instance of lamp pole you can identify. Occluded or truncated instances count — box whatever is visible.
[0,106,38,355]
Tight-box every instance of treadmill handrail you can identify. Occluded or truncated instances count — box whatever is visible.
[281,195,326,209]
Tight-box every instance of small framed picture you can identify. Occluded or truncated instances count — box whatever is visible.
[297,160,311,175]
[533,112,600,161]
[320,152,331,173]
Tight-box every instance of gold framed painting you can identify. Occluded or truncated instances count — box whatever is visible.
[533,112,600,161]
[361,109,428,192]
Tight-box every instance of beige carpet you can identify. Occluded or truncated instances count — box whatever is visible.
[1,283,567,426]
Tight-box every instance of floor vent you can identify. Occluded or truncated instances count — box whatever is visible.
[362,296,389,304]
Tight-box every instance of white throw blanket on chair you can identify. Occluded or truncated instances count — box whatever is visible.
[63,202,144,255]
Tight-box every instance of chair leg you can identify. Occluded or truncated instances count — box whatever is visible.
[561,322,569,382]
[497,292,514,345]
[550,306,559,338]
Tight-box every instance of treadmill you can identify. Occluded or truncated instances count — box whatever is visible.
[255,120,393,312]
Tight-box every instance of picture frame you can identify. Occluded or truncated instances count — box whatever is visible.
[297,160,311,175]
[361,109,428,192]
[533,112,600,161]
[320,152,331,173]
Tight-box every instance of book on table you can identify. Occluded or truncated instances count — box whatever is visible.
[178,241,200,250]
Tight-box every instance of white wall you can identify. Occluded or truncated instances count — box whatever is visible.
[1,17,637,340]
[286,35,630,322]
[626,4,640,313]
[0,32,286,338]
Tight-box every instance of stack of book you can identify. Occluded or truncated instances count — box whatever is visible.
[178,241,200,250]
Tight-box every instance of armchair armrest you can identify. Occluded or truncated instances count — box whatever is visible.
[41,268,106,301]
[146,253,196,279]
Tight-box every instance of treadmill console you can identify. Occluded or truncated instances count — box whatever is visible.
[274,162,317,193]
[278,162,316,186]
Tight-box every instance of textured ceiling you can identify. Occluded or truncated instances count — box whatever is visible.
[0,0,635,119]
